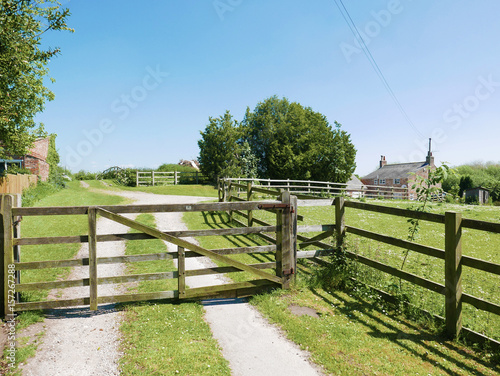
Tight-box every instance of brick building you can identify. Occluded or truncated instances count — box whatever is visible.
[361,140,438,199]
[22,137,50,181]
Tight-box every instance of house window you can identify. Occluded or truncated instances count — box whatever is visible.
[374,179,378,185]
[394,178,400,184]
[379,179,386,185]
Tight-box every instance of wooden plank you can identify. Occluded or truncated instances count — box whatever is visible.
[345,251,446,295]
[230,196,246,202]
[184,279,276,299]
[15,297,90,311]
[462,256,500,275]
[346,225,445,259]
[97,208,282,284]
[185,262,275,277]
[88,207,98,310]
[98,290,177,304]
[462,218,500,233]
[178,246,186,299]
[14,225,278,246]
[211,245,276,255]
[344,201,445,223]
[251,186,281,196]
[462,293,500,316]
[445,211,463,337]
[16,272,177,291]
[12,201,283,217]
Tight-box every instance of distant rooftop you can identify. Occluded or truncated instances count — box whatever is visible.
[362,161,428,180]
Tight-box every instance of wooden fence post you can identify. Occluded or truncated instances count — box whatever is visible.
[152,171,155,186]
[247,182,253,227]
[178,246,186,299]
[445,211,463,337]
[1,195,14,318]
[136,170,139,186]
[276,191,294,289]
[228,181,233,221]
[174,171,178,185]
[88,207,98,310]
[335,196,345,249]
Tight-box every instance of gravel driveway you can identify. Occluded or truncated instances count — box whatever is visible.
[19,188,322,376]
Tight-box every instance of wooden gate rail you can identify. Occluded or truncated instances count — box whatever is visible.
[2,198,296,316]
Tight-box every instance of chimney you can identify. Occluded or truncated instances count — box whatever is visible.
[380,155,387,168]
[425,138,434,166]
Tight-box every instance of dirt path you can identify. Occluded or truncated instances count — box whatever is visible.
[19,188,322,376]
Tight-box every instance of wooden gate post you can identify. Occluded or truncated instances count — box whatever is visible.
[1,195,14,318]
[174,171,178,185]
[88,207,98,310]
[247,182,253,227]
[276,191,296,289]
[178,246,186,299]
[228,181,233,221]
[445,211,463,337]
[335,196,345,249]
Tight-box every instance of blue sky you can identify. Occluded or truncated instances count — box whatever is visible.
[37,0,500,176]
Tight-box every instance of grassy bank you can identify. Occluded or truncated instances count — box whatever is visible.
[119,214,231,375]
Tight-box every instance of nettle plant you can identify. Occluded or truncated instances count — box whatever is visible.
[401,164,454,270]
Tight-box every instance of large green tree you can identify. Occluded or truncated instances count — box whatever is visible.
[0,0,72,157]
[242,96,356,182]
[198,111,243,183]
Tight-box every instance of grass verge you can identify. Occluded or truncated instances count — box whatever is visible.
[118,213,231,375]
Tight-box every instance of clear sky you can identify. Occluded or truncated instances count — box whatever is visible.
[36,0,500,176]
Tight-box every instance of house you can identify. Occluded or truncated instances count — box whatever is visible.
[345,175,366,198]
[361,139,438,199]
[464,187,490,205]
[21,137,50,181]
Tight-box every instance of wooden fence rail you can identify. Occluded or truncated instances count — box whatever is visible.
[136,171,207,186]
[222,185,500,349]
[219,177,411,200]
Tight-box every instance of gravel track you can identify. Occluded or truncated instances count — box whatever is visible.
[19,188,322,376]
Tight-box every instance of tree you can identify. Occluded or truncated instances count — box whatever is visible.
[242,96,356,182]
[198,111,243,183]
[458,175,474,197]
[0,0,72,157]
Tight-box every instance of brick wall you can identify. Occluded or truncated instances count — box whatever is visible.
[24,156,49,181]
[28,137,49,161]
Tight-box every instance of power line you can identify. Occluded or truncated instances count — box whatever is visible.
[333,0,424,139]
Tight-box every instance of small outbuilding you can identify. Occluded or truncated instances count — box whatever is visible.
[464,187,490,205]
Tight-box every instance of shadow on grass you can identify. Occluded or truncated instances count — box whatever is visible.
[310,288,499,375]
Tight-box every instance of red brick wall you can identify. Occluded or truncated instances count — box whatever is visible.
[24,156,49,181]
[28,138,49,161]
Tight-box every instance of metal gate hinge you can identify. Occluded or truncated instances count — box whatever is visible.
[283,268,294,276]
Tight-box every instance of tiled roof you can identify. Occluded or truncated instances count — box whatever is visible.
[362,161,428,180]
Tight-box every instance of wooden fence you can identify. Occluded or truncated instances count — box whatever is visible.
[221,182,500,348]
[0,194,296,315]
[219,177,410,200]
[0,174,37,194]
[136,171,207,186]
